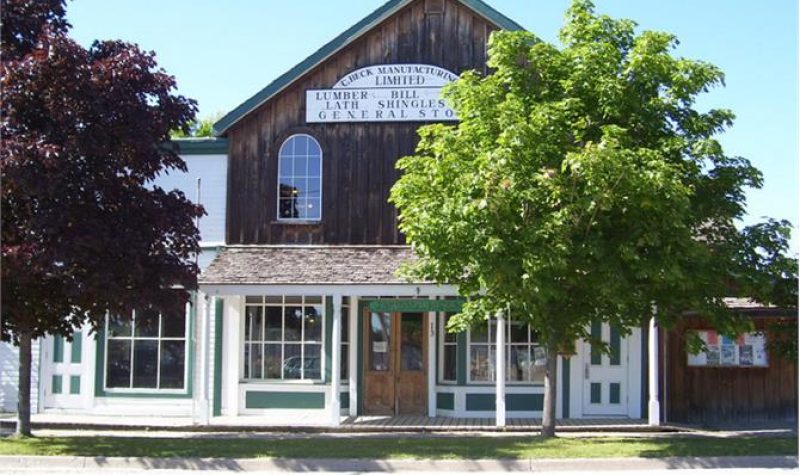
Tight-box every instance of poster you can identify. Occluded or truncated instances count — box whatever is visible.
[687,330,768,367]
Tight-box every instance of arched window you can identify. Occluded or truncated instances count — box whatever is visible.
[277,134,322,221]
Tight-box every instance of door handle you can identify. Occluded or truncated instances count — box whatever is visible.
[584,363,589,380]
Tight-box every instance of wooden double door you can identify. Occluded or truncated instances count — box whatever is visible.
[363,311,427,415]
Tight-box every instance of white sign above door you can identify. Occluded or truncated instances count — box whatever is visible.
[306,64,459,123]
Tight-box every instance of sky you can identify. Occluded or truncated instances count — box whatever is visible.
[66,0,798,253]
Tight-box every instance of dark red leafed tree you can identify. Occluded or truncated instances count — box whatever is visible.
[1,0,202,436]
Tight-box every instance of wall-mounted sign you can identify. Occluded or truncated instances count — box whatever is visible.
[687,330,768,367]
[306,64,459,123]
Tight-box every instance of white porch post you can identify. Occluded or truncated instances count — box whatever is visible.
[348,296,358,417]
[648,305,661,426]
[495,310,506,427]
[427,310,437,418]
[329,293,343,426]
[195,291,210,425]
[222,296,242,416]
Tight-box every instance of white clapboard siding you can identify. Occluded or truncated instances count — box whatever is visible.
[152,154,228,256]
[0,339,40,413]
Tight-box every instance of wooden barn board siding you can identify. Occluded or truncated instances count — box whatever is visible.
[664,315,797,424]
[226,0,498,245]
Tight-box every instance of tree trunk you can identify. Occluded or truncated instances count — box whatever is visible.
[16,330,33,437]
[540,340,559,438]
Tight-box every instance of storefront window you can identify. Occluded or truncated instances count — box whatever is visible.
[244,296,323,381]
[277,134,322,220]
[439,313,457,383]
[467,319,545,384]
[105,307,188,390]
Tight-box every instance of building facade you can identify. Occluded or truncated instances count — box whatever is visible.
[4,0,794,427]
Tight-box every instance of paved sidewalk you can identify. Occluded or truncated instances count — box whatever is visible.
[0,455,796,472]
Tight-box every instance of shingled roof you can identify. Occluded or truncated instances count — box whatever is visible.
[200,245,425,285]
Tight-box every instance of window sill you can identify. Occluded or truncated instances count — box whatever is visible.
[272,220,323,226]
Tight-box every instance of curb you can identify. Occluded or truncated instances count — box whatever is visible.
[0,420,689,434]
[0,455,796,472]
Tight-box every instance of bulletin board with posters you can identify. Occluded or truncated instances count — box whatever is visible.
[687,331,768,367]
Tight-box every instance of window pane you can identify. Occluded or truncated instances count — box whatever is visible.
[306,198,321,220]
[132,340,158,388]
[279,198,299,219]
[245,296,263,304]
[471,321,488,343]
[295,135,309,155]
[285,306,302,341]
[285,296,302,304]
[341,312,349,343]
[265,306,282,341]
[509,322,527,343]
[135,309,159,338]
[283,344,302,379]
[508,345,530,382]
[246,306,263,341]
[443,344,456,381]
[106,340,131,388]
[159,341,185,389]
[264,344,281,379]
[278,180,295,198]
[470,345,490,381]
[341,344,349,380]
[305,177,321,198]
[281,136,295,156]
[250,343,263,379]
[161,310,186,338]
[243,344,250,379]
[279,156,292,177]
[293,156,308,177]
[304,343,321,380]
[532,346,547,383]
[307,155,321,178]
[369,312,391,371]
[307,137,321,157]
[442,314,456,343]
[304,305,322,341]
[401,313,424,371]
[108,313,132,337]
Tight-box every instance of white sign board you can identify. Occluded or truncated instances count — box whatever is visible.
[306,64,459,123]
[687,330,768,367]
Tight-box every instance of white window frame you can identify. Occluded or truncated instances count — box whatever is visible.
[103,308,190,394]
[276,133,323,222]
[241,295,326,383]
[438,312,458,384]
[466,318,544,385]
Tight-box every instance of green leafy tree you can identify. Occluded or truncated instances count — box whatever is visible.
[390,0,795,437]
[171,113,224,138]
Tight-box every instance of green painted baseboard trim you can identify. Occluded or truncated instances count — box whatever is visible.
[245,391,325,409]
[465,393,544,412]
[436,392,455,410]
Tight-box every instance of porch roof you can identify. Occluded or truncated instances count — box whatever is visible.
[199,245,426,286]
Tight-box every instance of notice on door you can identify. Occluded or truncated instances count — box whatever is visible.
[373,341,388,353]
[306,64,459,123]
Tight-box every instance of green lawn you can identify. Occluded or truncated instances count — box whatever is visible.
[0,435,796,459]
